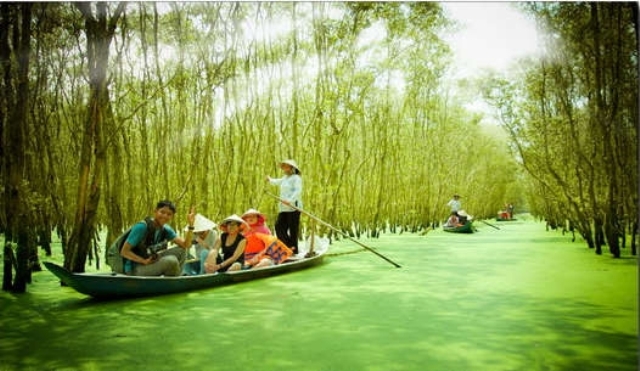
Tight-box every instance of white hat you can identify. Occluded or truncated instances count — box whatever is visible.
[457,210,468,217]
[220,214,247,226]
[185,213,217,232]
[280,159,300,174]
[219,214,248,233]
[242,208,264,219]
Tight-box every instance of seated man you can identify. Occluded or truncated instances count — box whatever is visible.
[117,200,195,277]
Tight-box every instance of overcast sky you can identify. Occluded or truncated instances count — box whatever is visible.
[441,2,542,78]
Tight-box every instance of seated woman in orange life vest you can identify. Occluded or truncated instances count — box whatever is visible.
[241,208,293,269]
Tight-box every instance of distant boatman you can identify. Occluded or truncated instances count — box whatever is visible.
[447,194,462,213]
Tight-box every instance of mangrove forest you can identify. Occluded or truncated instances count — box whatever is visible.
[0,2,637,292]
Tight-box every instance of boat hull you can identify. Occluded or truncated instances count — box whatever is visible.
[44,244,327,299]
[443,221,474,233]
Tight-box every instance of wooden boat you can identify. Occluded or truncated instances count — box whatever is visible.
[44,239,328,299]
[443,220,474,233]
[496,211,516,221]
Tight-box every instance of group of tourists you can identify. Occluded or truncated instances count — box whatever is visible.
[108,159,303,277]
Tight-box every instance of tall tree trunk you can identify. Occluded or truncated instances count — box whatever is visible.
[0,4,8,230]
[65,2,126,272]
[591,3,621,257]
[0,3,13,290]
[1,3,33,292]
[631,221,638,256]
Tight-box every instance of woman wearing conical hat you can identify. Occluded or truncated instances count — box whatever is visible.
[182,213,217,275]
[266,159,302,255]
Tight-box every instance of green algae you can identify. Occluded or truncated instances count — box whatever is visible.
[0,220,636,371]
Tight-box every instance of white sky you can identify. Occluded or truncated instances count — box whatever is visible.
[442,2,542,78]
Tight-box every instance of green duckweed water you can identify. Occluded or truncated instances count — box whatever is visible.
[0,219,637,371]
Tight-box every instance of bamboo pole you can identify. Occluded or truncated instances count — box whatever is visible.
[266,192,401,268]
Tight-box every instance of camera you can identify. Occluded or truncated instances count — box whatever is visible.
[147,241,168,256]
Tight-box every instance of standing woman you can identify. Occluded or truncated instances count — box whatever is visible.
[266,159,303,254]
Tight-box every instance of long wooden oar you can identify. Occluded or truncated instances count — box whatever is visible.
[266,192,401,268]
[479,219,501,230]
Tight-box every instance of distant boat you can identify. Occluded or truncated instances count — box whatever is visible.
[44,240,328,299]
[496,210,516,221]
[443,220,474,233]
